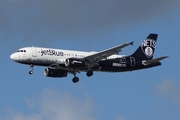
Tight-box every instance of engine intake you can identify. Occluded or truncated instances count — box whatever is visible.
[65,58,86,68]
[44,68,67,78]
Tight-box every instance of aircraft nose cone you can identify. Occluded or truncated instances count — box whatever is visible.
[10,53,18,61]
[10,54,14,60]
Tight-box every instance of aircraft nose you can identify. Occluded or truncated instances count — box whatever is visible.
[10,53,18,61]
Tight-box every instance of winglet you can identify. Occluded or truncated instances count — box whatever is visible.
[130,41,134,46]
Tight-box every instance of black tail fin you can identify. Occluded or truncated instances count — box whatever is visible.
[131,33,158,60]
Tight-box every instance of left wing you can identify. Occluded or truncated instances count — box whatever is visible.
[48,42,133,74]
[84,41,133,67]
[142,56,168,66]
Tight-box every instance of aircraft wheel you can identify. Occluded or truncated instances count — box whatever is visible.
[86,71,93,77]
[29,71,33,75]
[29,64,34,75]
[72,77,79,83]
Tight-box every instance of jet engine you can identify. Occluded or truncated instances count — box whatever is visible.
[44,68,67,78]
[65,58,86,68]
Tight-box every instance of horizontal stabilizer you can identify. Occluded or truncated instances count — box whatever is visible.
[142,56,168,66]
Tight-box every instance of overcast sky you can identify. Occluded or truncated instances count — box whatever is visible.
[0,0,180,120]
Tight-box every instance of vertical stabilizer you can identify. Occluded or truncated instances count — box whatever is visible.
[131,33,158,60]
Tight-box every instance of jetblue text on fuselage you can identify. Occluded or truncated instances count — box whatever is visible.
[41,49,64,56]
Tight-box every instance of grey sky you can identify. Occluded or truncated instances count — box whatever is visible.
[0,0,178,43]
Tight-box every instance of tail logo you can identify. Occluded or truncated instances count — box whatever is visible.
[141,39,156,58]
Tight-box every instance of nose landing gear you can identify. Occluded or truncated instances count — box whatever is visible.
[29,64,34,75]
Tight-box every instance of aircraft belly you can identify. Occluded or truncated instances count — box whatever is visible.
[17,58,55,66]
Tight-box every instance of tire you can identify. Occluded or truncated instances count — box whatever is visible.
[72,77,79,83]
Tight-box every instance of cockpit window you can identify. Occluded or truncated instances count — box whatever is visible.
[17,50,26,52]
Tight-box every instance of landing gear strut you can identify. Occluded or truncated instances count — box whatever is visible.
[29,64,34,75]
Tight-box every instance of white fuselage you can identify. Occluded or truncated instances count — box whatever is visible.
[10,46,124,66]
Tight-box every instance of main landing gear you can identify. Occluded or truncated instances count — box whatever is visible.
[72,72,79,83]
[29,64,34,75]
[86,71,93,77]
[72,71,93,83]
[72,76,79,83]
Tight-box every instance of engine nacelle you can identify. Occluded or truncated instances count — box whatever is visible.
[44,68,67,78]
[65,58,86,68]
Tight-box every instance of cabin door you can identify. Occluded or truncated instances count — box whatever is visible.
[130,57,135,67]
[31,46,37,57]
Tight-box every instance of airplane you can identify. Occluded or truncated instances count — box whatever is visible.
[10,33,168,83]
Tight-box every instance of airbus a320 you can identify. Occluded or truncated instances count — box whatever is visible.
[10,34,168,83]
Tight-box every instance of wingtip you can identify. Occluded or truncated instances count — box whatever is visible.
[130,41,134,46]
